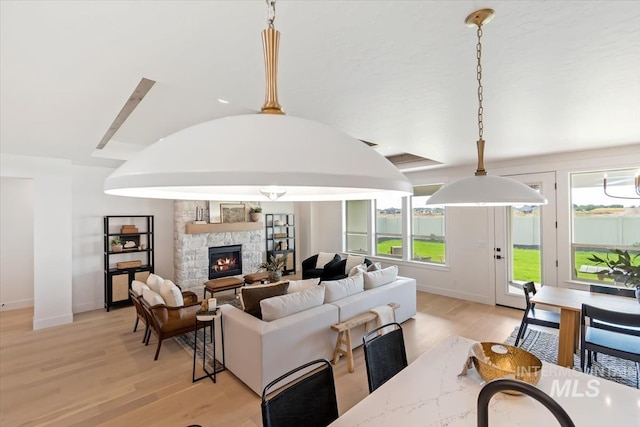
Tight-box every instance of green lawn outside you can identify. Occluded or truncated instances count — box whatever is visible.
[376,240,628,284]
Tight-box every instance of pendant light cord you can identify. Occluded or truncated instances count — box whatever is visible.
[476,26,483,141]
[474,22,487,176]
[266,0,276,28]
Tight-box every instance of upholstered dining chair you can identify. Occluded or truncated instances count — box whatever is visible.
[580,303,640,374]
[261,359,338,427]
[362,322,408,393]
[514,282,560,346]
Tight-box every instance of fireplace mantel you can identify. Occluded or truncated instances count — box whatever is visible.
[184,222,264,234]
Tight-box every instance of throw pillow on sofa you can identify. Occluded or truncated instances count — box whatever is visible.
[348,263,368,277]
[322,274,364,303]
[146,273,164,293]
[345,254,365,273]
[363,265,398,289]
[240,281,290,319]
[287,277,320,293]
[160,279,184,307]
[260,285,326,321]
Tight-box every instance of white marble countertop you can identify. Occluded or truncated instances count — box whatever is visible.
[330,335,640,427]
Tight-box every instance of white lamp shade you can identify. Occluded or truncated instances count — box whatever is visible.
[104,114,413,201]
[426,175,548,206]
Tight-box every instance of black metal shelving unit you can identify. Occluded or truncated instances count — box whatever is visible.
[103,215,155,311]
[265,213,296,276]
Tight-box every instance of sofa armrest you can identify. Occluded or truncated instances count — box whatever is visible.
[146,300,200,331]
[181,290,198,305]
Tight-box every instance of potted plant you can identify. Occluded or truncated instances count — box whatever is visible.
[249,206,263,222]
[111,237,123,253]
[587,249,640,302]
[259,253,288,282]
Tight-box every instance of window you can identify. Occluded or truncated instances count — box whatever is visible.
[570,168,640,283]
[343,185,447,265]
[411,185,446,263]
[345,200,368,254]
[375,195,403,257]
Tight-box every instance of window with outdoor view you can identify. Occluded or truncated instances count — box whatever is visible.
[570,168,640,286]
[345,200,368,254]
[411,185,446,263]
[343,186,447,265]
[375,195,403,258]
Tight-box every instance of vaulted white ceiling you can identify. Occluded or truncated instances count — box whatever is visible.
[1,1,639,170]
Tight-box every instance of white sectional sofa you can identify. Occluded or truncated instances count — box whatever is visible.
[220,271,417,395]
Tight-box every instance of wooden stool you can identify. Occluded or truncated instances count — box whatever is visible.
[331,302,400,373]
[243,271,270,285]
[203,277,244,299]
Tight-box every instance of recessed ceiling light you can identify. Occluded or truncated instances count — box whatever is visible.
[217,98,230,104]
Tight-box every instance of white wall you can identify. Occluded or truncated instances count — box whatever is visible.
[71,166,174,313]
[0,177,34,310]
[304,143,640,305]
[0,154,73,329]
[0,154,175,329]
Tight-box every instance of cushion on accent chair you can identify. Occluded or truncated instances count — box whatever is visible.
[146,273,164,293]
[260,285,326,321]
[131,280,150,296]
[363,265,398,289]
[316,252,337,269]
[240,281,290,319]
[301,253,341,280]
[160,279,184,307]
[322,274,365,303]
[142,288,165,306]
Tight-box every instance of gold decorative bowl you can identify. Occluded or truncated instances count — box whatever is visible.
[471,342,542,392]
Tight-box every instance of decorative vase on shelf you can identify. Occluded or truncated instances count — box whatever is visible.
[250,212,262,222]
[111,244,123,253]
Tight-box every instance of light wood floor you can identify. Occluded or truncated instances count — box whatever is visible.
[0,291,522,427]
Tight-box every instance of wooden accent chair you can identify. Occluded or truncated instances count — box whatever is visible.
[141,289,200,360]
[128,288,150,343]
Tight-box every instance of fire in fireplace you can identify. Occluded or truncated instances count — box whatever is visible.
[208,245,243,280]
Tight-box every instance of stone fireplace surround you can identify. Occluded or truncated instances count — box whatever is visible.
[174,201,264,292]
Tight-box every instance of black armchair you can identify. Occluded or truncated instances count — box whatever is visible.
[301,253,341,280]
[323,257,373,281]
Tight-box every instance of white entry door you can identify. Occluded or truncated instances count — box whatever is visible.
[494,172,557,308]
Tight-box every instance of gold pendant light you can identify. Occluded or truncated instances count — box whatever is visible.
[427,9,547,206]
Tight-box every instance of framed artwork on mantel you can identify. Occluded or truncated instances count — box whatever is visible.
[221,203,246,223]
[209,201,221,223]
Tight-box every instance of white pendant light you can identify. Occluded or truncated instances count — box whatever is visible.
[427,9,547,207]
[104,0,413,201]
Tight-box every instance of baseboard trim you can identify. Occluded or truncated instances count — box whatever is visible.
[0,298,34,311]
[73,301,104,313]
[33,313,73,330]
[416,283,492,305]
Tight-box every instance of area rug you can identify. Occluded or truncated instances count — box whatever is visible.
[504,327,639,388]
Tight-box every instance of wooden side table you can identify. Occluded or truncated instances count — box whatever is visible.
[192,309,225,383]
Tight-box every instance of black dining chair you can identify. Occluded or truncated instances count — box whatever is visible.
[580,303,640,375]
[514,282,560,346]
[362,322,408,393]
[261,359,339,427]
[589,284,640,337]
